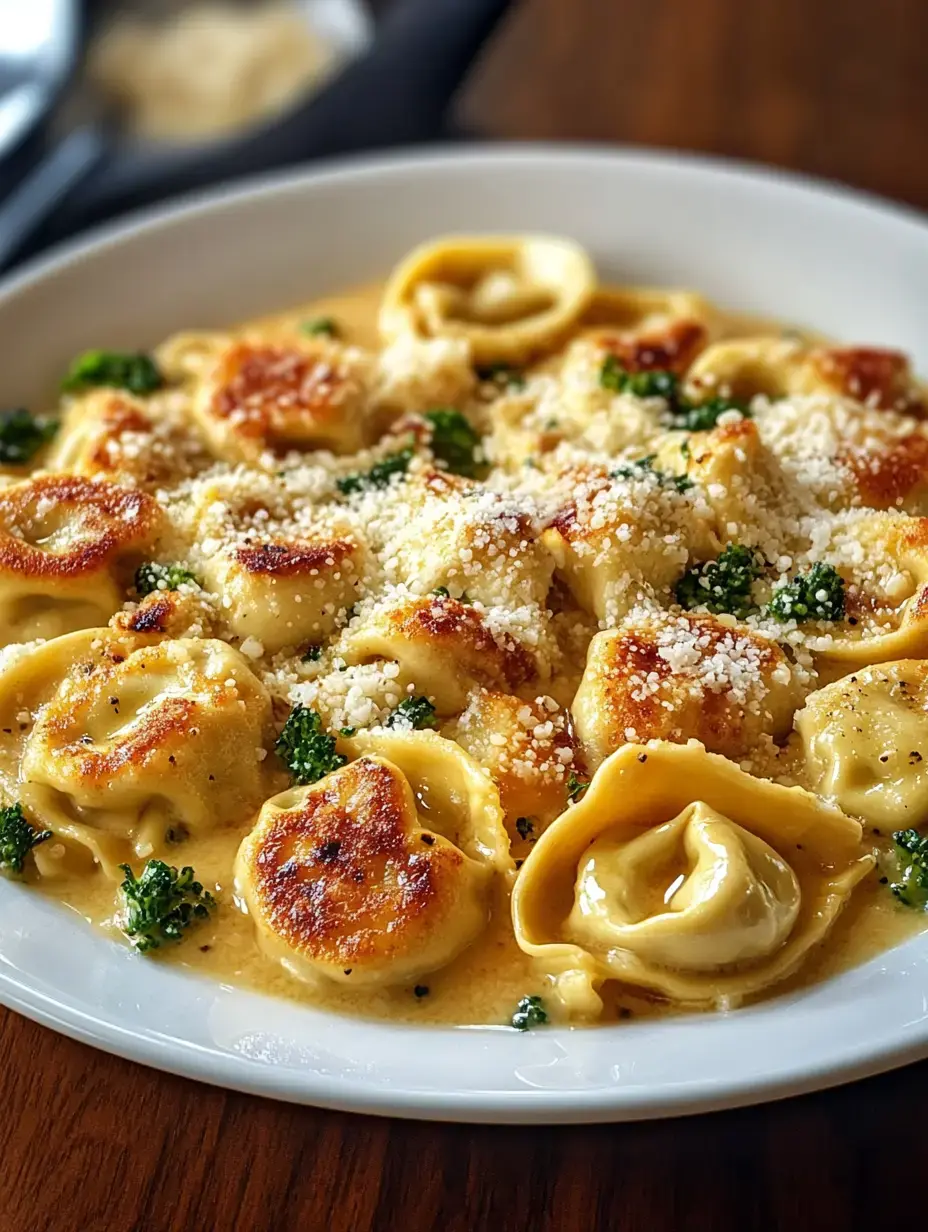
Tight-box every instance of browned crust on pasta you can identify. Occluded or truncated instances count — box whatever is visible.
[598,319,708,375]
[233,539,357,577]
[208,342,355,441]
[389,595,536,689]
[811,346,922,413]
[840,433,928,509]
[248,758,464,963]
[589,616,786,750]
[0,475,160,578]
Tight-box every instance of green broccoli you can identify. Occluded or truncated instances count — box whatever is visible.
[301,316,338,338]
[0,803,51,875]
[423,408,482,477]
[600,356,679,401]
[302,644,323,663]
[890,829,928,908]
[675,544,763,617]
[0,408,59,465]
[611,454,692,493]
[767,562,846,623]
[386,696,438,731]
[62,350,164,396]
[337,448,412,495]
[276,705,347,785]
[511,994,549,1030]
[671,396,751,432]
[567,772,590,803]
[135,562,200,596]
[119,859,215,953]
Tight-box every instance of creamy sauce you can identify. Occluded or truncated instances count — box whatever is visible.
[15,279,927,1030]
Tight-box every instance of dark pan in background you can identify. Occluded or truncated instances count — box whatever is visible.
[0,0,515,268]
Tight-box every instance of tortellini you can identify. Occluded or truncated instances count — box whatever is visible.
[445,689,573,822]
[339,592,540,714]
[379,235,596,365]
[5,630,277,872]
[513,742,872,1006]
[49,389,205,489]
[811,513,928,667]
[191,337,369,464]
[797,660,928,828]
[202,534,366,653]
[542,466,717,623]
[572,615,801,768]
[383,474,554,609]
[235,731,510,986]
[0,475,163,646]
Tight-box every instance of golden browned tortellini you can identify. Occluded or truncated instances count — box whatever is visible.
[5,630,277,873]
[811,514,928,667]
[513,743,872,1009]
[541,466,717,623]
[797,660,928,828]
[49,389,204,489]
[444,689,574,822]
[191,337,369,464]
[572,614,801,768]
[384,474,553,609]
[659,418,789,545]
[202,534,366,653]
[339,592,540,714]
[236,732,510,986]
[379,235,596,365]
[0,475,163,646]
[687,337,923,414]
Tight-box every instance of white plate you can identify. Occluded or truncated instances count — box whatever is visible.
[2,146,928,1123]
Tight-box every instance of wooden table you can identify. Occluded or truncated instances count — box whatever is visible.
[3,2,926,1228]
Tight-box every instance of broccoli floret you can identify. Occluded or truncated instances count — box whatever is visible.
[890,829,928,908]
[276,705,347,785]
[600,355,680,402]
[386,696,438,731]
[135,561,199,596]
[0,408,59,465]
[611,454,692,493]
[62,350,164,395]
[337,448,412,495]
[0,803,51,875]
[567,772,589,802]
[423,408,481,477]
[301,316,338,338]
[767,562,846,623]
[675,544,763,617]
[302,644,323,662]
[119,859,215,953]
[671,396,751,432]
[511,994,549,1030]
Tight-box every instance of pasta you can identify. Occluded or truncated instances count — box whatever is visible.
[3,233,927,1030]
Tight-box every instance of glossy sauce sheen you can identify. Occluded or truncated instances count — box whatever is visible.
[27,281,927,1029]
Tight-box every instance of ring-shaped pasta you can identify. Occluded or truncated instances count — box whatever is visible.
[512,742,872,1008]
[378,235,596,365]
[0,475,163,645]
[0,629,277,877]
[814,515,928,668]
[797,660,928,829]
[235,735,509,987]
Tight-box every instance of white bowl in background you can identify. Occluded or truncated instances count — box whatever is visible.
[1,146,927,1123]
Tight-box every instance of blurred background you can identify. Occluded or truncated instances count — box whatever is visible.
[0,0,924,269]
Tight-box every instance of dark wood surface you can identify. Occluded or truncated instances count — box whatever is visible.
[4,2,928,1229]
